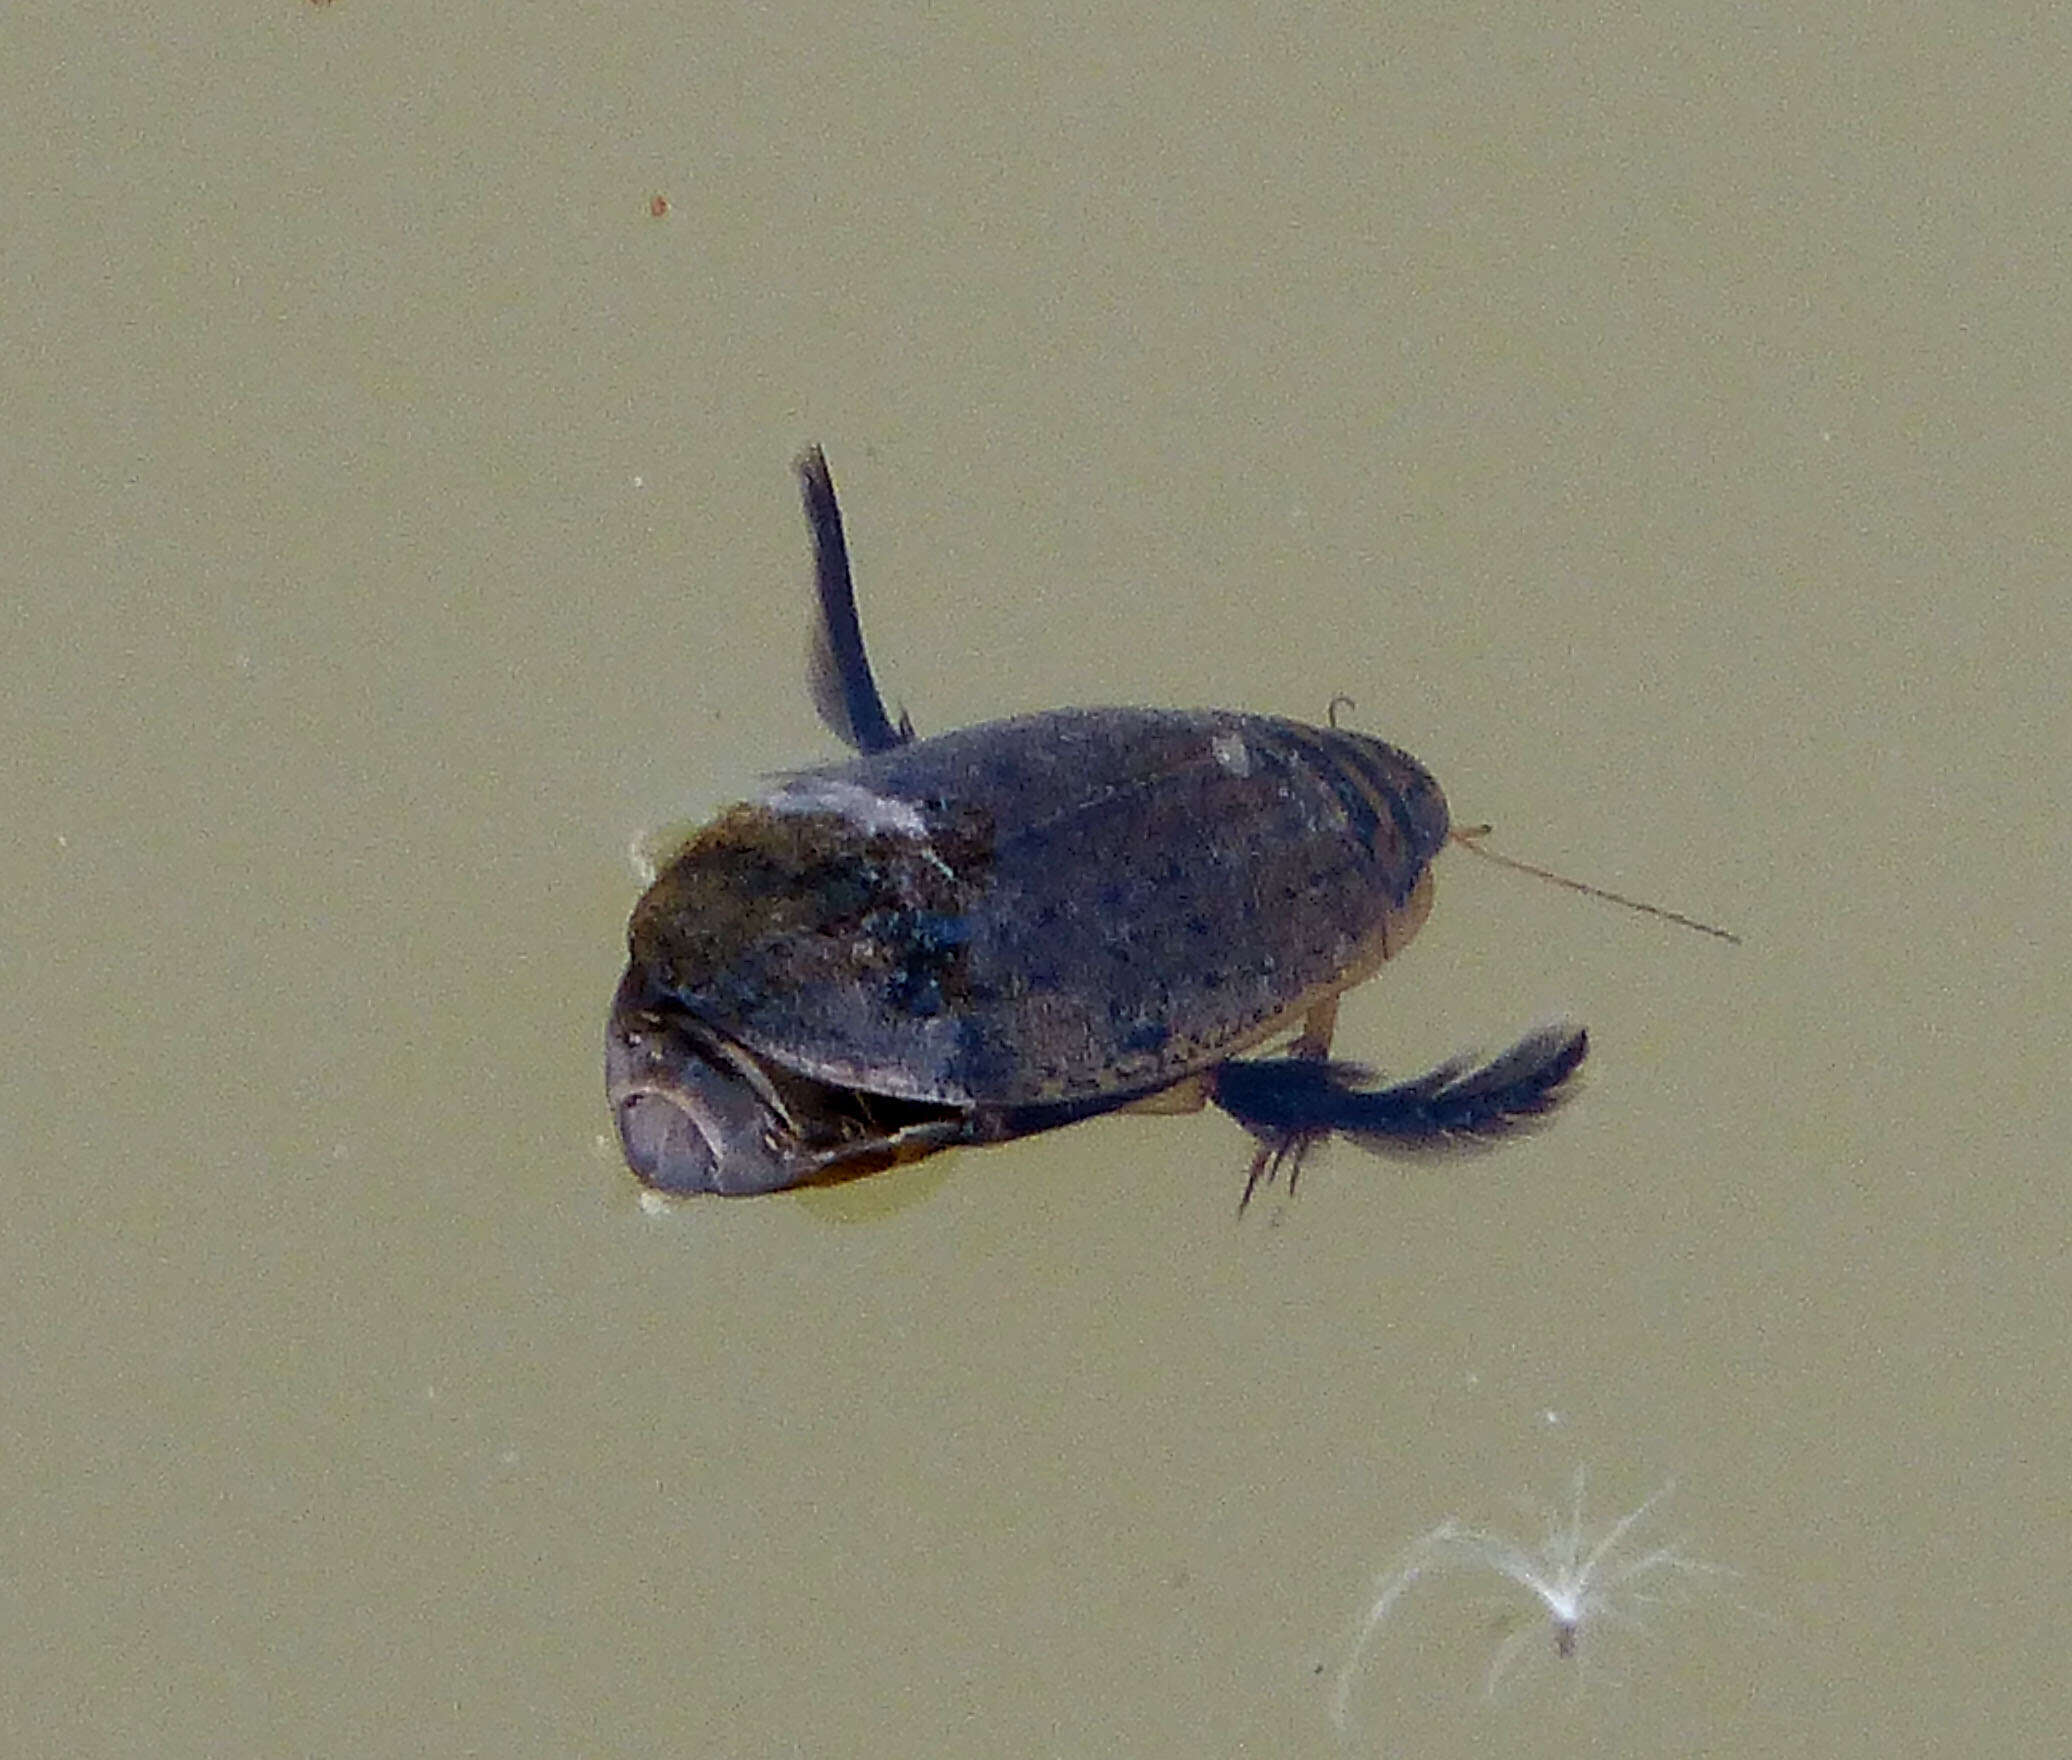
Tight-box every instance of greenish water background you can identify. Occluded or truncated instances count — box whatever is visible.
[5,4,2066,1754]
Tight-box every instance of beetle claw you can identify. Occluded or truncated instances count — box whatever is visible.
[1238,1129,1329,1211]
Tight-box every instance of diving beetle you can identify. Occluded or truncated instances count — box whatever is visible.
[606,448,1587,1202]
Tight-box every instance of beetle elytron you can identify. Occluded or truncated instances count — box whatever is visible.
[607,449,1586,1202]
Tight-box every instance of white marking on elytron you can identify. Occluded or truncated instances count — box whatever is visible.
[1210,731,1252,777]
[759,776,958,879]
[760,777,931,838]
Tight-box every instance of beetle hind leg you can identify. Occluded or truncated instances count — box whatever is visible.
[797,445,914,755]
[1210,1020,1589,1208]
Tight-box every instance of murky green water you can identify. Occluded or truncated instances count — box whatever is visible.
[5,6,2067,1755]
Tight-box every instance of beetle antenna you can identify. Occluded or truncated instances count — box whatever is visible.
[1450,827,1741,945]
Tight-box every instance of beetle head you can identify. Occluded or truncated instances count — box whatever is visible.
[606,979,809,1194]
[605,964,966,1195]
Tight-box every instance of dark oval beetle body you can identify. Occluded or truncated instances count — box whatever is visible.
[608,450,1586,1200]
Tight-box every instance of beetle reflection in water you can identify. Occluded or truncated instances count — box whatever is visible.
[606,448,1588,1204]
